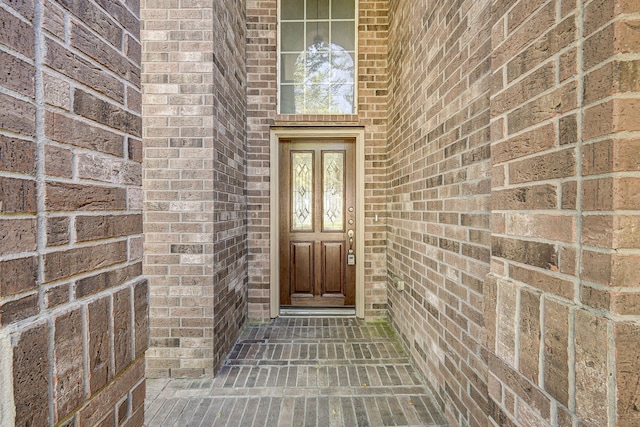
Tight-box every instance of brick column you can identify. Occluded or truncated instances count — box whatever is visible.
[0,0,146,425]
[487,0,640,425]
[487,2,579,423]
[245,0,278,321]
[581,1,640,425]
[142,0,248,377]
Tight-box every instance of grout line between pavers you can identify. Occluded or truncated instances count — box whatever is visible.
[146,320,448,426]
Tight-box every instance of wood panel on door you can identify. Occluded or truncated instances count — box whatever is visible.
[279,139,356,307]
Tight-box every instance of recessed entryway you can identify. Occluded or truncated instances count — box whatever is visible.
[270,128,365,318]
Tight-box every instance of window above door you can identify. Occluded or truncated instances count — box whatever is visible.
[279,0,357,115]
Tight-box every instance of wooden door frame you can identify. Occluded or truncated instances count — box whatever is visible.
[270,127,365,318]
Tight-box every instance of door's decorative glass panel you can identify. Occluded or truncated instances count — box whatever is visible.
[323,152,344,231]
[292,152,313,231]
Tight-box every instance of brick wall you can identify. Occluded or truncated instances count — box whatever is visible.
[487,0,640,426]
[245,0,389,321]
[487,0,580,424]
[0,0,146,426]
[386,0,493,425]
[387,0,640,426]
[136,1,640,424]
[212,0,248,373]
[142,0,248,377]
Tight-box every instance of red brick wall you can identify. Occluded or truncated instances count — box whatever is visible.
[386,0,493,425]
[142,0,248,377]
[245,0,389,321]
[0,0,146,426]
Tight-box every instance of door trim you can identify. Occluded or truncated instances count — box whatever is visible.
[270,127,365,318]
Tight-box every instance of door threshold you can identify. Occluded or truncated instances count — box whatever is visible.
[279,306,356,317]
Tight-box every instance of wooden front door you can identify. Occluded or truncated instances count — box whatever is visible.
[279,138,356,307]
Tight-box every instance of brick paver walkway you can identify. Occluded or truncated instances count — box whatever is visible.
[145,317,448,426]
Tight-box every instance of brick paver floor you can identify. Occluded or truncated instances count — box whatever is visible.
[145,317,448,426]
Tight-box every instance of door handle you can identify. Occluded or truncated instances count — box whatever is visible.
[347,230,355,265]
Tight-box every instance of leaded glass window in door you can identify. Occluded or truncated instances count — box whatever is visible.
[291,152,314,231]
[323,151,344,231]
